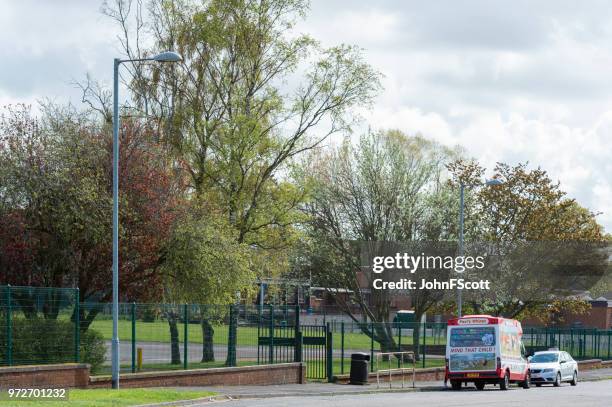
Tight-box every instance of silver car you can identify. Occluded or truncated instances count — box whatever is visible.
[529,350,578,387]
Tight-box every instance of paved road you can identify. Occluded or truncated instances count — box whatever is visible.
[105,341,435,364]
[219,380,612,407]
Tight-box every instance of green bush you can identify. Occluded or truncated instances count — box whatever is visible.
[80,327,106,374]
[0,317,106,373]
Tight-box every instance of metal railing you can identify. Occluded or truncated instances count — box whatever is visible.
[375,351,415,388]
[3,285,612,382]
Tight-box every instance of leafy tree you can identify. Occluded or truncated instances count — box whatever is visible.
[0,104,181,328]
[447,160,607,320]
[103,0,380,249]
[295,130,461,354]
[101,0,380,363]
[161,206,255,363]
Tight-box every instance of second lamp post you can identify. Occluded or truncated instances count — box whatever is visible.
[457,178,503,318]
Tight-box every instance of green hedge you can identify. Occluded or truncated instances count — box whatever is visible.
[0,318,106,373]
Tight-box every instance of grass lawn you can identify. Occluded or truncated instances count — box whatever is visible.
[89,319,446,349]
[6,388,216,407]
[96,360,257,375]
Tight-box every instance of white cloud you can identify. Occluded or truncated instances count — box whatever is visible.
[0,0,610,232]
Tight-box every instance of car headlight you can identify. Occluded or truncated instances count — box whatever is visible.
[542,368,554,373]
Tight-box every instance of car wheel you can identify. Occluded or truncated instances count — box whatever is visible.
[553,372,561,387]
[451,380,462,390]
[535,383,542,387]
[500,371,510,390]
[521,372,531,389]
[570,371,577,386]
[475,382,485,390]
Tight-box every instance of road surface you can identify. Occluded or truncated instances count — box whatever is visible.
[221,380,612,407]
[105,341,439,364]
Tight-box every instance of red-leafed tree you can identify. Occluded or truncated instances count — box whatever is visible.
[0,104,184,328]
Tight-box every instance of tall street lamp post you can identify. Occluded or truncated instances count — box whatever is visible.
[457,178,504,318]
[112,51,182,389]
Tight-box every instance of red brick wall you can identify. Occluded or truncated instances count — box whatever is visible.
[0,364,89,388]
[334,367,446,384]
[89,363,306,389]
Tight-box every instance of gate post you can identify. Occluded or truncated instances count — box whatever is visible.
[6,285,12,366]
[294,304,300,342]
[74,288,80,363]
[269,305,274,364]
[370,322,374,372]
[131,302,136,373]
[341,322,345,374]
[396,320,401,369]
[326,322,333,382]
[227,304,237,367]
[183,304,189,370]
[422,321,426,368]
[295,330,303,362]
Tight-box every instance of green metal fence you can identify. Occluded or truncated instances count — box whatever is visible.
[524,327,612,360]
[2,285,612,382]
[1,285,80,367]
[331,322,612,378]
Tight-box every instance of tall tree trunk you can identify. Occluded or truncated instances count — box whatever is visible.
[201,318,215,362]
[376,323,396,361]
[168,313,181,365]
[225,305,237,366]
[412,321,421,361]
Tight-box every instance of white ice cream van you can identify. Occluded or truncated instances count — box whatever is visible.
[445,315,530,390]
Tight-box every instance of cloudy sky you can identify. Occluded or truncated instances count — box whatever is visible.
[1,0,611,232]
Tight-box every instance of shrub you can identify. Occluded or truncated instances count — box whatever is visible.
[80,328,106,374]
[0,317,106,373]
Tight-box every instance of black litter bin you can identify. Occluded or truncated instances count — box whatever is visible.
[350,352,370,385]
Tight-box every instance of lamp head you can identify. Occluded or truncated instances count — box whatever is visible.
[152,51,183,63]
[485,178,504,186]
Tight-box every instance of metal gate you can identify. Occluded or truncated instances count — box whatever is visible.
[257,322,331,380]
[257,323,299,365]
[300,324,329,380]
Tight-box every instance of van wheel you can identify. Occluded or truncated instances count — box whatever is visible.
[500,371,510,390]
[553,372,561,387]
[451,380,462,390]
[570,371,577,386]
[521,372,531,389]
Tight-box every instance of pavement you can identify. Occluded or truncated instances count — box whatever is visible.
[138,368,612,406]
[168,380,441,400]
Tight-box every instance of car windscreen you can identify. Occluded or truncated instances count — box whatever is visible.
[449,327,496,347]
[531,353,559,363]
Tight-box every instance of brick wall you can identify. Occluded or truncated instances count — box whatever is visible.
[334,367,446,384]
[0,363,304,389]
[0,364,89,389]
[89,363,306,389]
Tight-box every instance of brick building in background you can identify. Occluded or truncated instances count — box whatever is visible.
[521,292,612,329]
